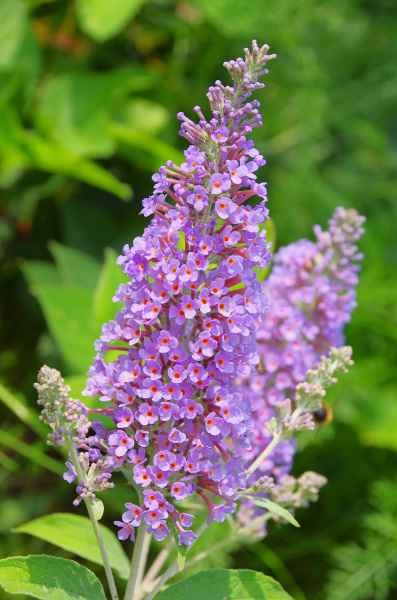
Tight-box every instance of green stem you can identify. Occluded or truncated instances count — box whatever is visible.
[67,440,119,600]
[183,537,234,570]
[246,434,281,477]
[247,407,305,478]
[124,518,150,600]
[144,520,209,600]
[135,529,151,599]
[140,540,174,593]
[144,560,178,600]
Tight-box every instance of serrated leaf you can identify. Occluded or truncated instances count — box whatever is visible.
[49,242,101,291]
[0,555,106,600]
[14,513,130,580]
[245,496,300,528]
[76,0,149,42]
[31,284,96,373]
[157,569,293,600]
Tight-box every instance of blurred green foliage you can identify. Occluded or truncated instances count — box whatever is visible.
[0,0,396,598]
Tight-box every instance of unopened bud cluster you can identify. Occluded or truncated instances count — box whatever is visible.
[64,452,114,506]
[269,471,328,514]
[269,345,353,438]
[34,366,89,446]
[295,346,354,413]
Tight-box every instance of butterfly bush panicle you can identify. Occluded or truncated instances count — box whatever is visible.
[236,209,364,536]
[78,41,276,545]
[241,208,365,479]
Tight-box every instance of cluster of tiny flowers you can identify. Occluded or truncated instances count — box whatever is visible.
[78,41,276,546]
[34,365,89,446]
[240,208,365,480]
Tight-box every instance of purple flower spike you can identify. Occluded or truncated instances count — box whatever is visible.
[80,41,277,542]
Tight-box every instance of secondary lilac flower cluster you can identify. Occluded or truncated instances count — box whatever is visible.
[238,346,354,537]
[240,207,365,481]
[79,41,276,546]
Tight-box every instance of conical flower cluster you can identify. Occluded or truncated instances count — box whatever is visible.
[80,41,276,545]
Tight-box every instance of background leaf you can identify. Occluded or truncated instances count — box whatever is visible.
[48,242,101,291]
[0,0,41,101]
[76,0,150,42]
[31,284,96,373]
[0,105,131,198]
[35,68,143,158]
[92,247,128,331]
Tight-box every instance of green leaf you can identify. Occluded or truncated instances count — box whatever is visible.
[35,69,139,158]
[0,555,106,600]
[0,106,131,199]
[21,131,131,199]
[167,519,186,571]
[157,569,293,600]
[14,513,130,580]
[114,98,170,135]
[245,497,300,528]
[255,218,276,282]
[91,498,104,521]
[48,242,101,291]
[21,259,61,286]
[177,543,188,571]
[0,428,63,475]
[93,247,128,332]
[31,284,96,373]
[76,0,149,42]
[0,381,46,437]
[0,0,41,101]
[111,123,185,172]
[64,373,90,403]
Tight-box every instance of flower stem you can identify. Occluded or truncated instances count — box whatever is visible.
[67,440,119,600]
[246,434,281,477]
[134,529,152,600]
[144,520,209,600]
[140,540,174,593]
[124,517,149,600]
